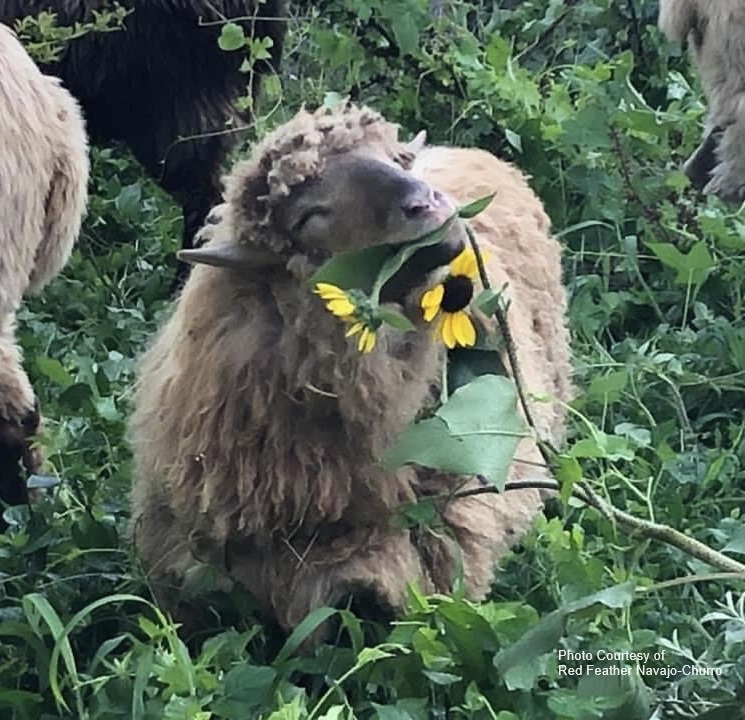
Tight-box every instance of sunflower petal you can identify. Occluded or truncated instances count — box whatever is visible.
[449,247,484,279]
[345,322,364,337]
[315,282,348,300]
[357,327,375,353]
[421,284,444,309]
[327,298,356,317]
[441,313,456,349]
[362,329,376,353]
[452,311,476,347]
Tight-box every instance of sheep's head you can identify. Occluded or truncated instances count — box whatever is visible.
[179,103,466,300]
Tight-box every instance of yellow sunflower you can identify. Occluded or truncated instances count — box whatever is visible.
[345,321,377,353]
[420,247,482,349]
[314,283,356,318]
[314,283,377,353]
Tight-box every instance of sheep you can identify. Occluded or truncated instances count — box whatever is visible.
[129,102,572,638]
[0,23,89,514]
[0,1,287,285]
[659,0,745,203]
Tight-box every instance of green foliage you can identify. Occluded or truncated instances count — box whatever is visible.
[11,6,129,63]
[2,1,744,718]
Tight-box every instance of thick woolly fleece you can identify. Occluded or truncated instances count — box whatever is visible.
[659,0,745,203]
[0,23,88,502]
[130,104,573,636]
[0,1,286,278]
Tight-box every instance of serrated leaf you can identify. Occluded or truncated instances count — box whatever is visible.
[218,22,246,51]
[457,193,495,219]
[646,240,717,286]
[383,375,527,488]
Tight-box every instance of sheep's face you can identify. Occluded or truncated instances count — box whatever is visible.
[179,113,467,300]
[273,150,460,253]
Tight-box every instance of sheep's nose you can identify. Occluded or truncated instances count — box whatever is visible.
[400,186,445,219]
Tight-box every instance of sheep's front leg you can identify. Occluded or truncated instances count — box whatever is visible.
[229,529,432,642]
[0,323,42,514]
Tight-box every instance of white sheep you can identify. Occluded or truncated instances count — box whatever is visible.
[659,0,745,202]
[0,23,89,508]
[129,103,572,637]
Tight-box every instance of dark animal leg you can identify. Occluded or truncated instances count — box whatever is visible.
[0,398,41,530]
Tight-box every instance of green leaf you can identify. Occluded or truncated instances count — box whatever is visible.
[274,606,337,664]
[646,240,717,286]
[473,288,501,316]
[35,356,72,387]
[371,217,457,300]
[383,375,528,488]
[22,593,78,711]
[357,646,397,665]
[556,456,582,504]
[569,432,635,462]
[722,523,745,556]
[0,690,42,710]
[132,645,153,720]
[421,670,462,685]
[389,15,419,56]
[218,22,246,51]
[115,182,142,220]
[587,369,628,402]
[372,701,428,720]
[309,245,393,293]
[494,583,636,690]
[212,664,277,715]
[457,193,495,219]
[378,308,416,331]
[447,347,507,395]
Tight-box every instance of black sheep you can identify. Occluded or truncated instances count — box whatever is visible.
[0,1,287,285]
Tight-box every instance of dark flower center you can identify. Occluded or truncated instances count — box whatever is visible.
[441,275,474,312]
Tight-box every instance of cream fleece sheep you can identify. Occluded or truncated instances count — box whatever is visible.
[659,0,745,202]
[130,103,572,636]
[0,23,88,505]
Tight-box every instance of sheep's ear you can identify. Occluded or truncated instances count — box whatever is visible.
[177,244,284,270]
[405,130,427,155]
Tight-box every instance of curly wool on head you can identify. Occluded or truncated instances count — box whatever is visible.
[226,102,417,253]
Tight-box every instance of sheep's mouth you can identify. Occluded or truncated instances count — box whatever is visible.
[379,233,466,303]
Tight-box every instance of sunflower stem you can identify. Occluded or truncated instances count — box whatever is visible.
[464,225,559,467]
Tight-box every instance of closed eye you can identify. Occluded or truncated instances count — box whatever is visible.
[293,207,331,234]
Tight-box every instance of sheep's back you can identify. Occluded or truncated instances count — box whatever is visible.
[0,1,285,183]
[0,24,88,313]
